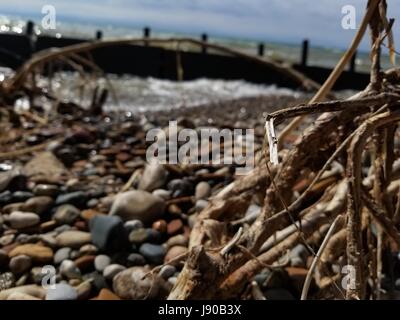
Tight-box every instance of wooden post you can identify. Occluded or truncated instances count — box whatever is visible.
[301,39,309,67]
[258,43,265,57]
[349,50,357,73]
[95,30,103,40]
[143,27,150,46]
[201,33,208,54]
[25,20,34,37]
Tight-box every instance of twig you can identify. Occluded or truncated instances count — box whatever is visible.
[301,214,342,300]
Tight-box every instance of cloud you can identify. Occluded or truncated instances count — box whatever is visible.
[0,0,399,50]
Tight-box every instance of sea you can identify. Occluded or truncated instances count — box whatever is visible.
[0,15,388,111]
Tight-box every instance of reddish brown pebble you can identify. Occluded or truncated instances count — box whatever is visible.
[116,152,131,162]
[74,220,88,231]
[167,219,183,236]
[81,209,103,221]
[152,220,167,233]
[75,255,96,272]
[165,245,188,263]
[97,288,121,300]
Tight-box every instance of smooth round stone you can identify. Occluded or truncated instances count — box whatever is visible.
[79,244,98,255]
[138,163,168,192]
[9,255,32,274]
[56,230,92,248]
[94,255,111,272]
[126,253,146,267]
[89,215,129,252]
[168,277,177,286]
[152,220,167,233]
[53,205,80,225]
[195,181,211,200]
[22,196,53,215]
[152,189,171,200]
[39,234,58,248]
[87,198,99,208]
[46,283,78,300]
[55,191,87,207]
[30,267,48,284]
[33,184,59,197]
[12,191,34,202]
[124,220,143,232]
[82,271,108,292]
[60,260,81,279]
[139,243,166,265]
[109,190,165,225]
[103,264,126,280]
[166,235,188,249]
[165,246,188,263]
[8,211,40,229]
[74,255,95,272]
[129,228,149,244]
[0,272,16,290]
[167,219,183,236]
[195,199,209,211]
[0,234,14,247]
[9,244,53,263]
[112,267,164,299]
[159,265,176,280]
[54,247,72,264]
[167,178,194,197]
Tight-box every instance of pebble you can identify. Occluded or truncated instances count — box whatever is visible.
[139,243,166,264]
[109,190,166,224]
[159,265,176,280]
[126,253,146,267]
[138,163,168,192]
[55,191,87,207]
[94,255,111,272]
[33,184,59,197]
[8,211,40,229]
[76,280,92,300]
[12,191,34,202]
[129,228,149,244]
[22,196,53,215]
[103,264,126,280]
[152,189,171,200]
[195,181,211,200]
[9,255,32,274]
[46,283,78,300]
[89,215,128,252]
[166,234,188,249]
[112,267,165,299]
[167,178,194,197]
[0,167,26,193]
[289,244,308,268]
[152,219,167,233]
[74,255,95,272]
[56,230,92,248]
[79,244,98,255]
[96,288,120,300]
[24,151,67,182]
[9,244,53,263]
[60,260,81,279]
[165,246,188,263]
[0,272,16,290]
[53,204,80,225]
[195,199,209,211]
[167,219,184,236]
[124,219,143,232]
[54,247,72,264]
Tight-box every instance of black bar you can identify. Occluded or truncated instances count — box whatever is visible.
[95,30,103,40]
[258,43,265,57]
[301,39,309,67]
[201,33,208,54]
[349,50,357,73]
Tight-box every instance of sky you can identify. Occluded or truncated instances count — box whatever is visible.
[0,0,399,50]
